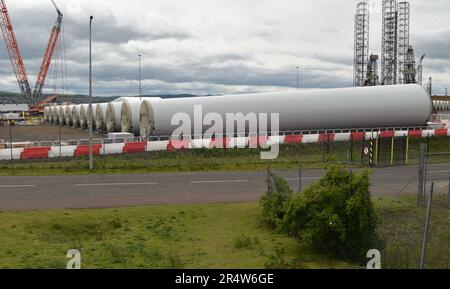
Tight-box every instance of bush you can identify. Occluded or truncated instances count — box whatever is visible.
[282,165,378,261]
[260,175,294,229]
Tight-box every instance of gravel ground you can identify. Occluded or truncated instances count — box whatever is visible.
[0,124,105,142]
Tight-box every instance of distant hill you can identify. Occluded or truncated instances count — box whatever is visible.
[0,91,200,105]
[0,91,21,97]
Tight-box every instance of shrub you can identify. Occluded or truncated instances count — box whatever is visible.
[260,175,294,229]
[282,165,378,261]
[264,246,305,269]
[233,235,254,249]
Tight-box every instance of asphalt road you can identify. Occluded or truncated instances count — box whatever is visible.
[1,164,450,211]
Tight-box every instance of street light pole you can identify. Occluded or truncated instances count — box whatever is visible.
[139,54,142,101]
[88,16,94,172]
[296,66,300,91]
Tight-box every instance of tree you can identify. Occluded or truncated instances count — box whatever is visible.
[282,165,378,261]
[260,175,293,229]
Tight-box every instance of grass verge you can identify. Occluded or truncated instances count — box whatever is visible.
[1,136,449,176]
[1,196,448,269]
[0,202,354,269]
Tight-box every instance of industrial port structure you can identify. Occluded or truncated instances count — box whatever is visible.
[0,0,65,114]
[0,0,449,139]
[353,1,428,91]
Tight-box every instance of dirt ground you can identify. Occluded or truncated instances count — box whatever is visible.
[0,124,105,142]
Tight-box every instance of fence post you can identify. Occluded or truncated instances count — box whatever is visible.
[418,143,427,207]
[361,137,365,166]
[405,136,409,165]
[420,182,434,269]
[369,138,375,167]
[299,163,302,193]
[448,177,450,203]
[59,125,62,159]
[390,137,395,166]
[350,134,354,163]
[9,121,14,170]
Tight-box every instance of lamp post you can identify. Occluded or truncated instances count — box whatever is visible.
[88,16,94,172]
[139,54,142,101]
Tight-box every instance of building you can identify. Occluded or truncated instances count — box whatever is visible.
[0,104,29,120]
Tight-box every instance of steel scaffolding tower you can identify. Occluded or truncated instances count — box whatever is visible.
[381,0,398,85]
[397,1,410,84]
[353,2,370,87]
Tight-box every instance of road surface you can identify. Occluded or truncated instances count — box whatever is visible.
[0,164,449,211]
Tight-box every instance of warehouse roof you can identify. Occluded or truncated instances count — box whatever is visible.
[0,104,29,112]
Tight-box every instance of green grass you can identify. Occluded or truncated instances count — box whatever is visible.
[0,197,448,269]
[374,195,450,269]
[0,143,347,176]
[0,203,356,269]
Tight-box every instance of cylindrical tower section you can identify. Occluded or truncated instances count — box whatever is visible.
[106,102,123,132]
[53,105,61,125]
[72,104,82,128]
[43,107,49,123]
[95,103,109,132]
[79,104,89,129]
[65,105,74,127]
[140,84,432,137]
[58,106,67,125]
[121,98,162,136]
[49,106,56,124]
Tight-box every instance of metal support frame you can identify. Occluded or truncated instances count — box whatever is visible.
[420,182,433,269]
[381,0,398,85]
[88,16,93,172]
[397,1,410,84]
[353,2,369,87]
[418,143,427,206]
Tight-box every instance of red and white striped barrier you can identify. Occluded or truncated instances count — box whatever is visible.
[1,129,449,161]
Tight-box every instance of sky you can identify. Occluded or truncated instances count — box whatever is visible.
[0,0,449,97]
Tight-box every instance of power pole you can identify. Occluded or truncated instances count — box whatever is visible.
[139,54,142,100]
[88,16,94,172]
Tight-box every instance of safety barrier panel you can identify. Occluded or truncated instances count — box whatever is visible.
[1,128,450,161]
[74,144,102,157]
[408,130,423,138]
[123,142,146,153]
[20,147,51,160]
[167,140,191,151]
[284,135,303,144]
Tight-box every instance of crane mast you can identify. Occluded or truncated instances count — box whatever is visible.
[33,0,63,99]
[0,0,32,104]
[0,0,64,110]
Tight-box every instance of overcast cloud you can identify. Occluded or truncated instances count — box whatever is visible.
[0,0,448,96]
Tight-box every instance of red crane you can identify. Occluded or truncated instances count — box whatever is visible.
[0,0,32,104]
[33,0,63,99]
[0,0,64,112]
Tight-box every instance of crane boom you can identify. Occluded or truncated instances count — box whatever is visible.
[0,0,32,103]
[33,0,63,99]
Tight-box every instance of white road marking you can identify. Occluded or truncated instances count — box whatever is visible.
[285,177,321,180]
[190,180,249,184]
[428,170,450,174]
[74,182,157,187]
[0,185,36,188]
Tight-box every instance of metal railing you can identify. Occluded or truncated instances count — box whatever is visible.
[0,125,440,149]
